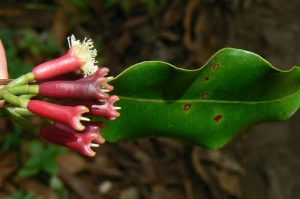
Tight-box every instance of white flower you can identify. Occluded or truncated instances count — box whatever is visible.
[67,35,98,76]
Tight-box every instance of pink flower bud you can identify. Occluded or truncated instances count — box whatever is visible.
[38,68,112,100]
[32,35,98,80]
[86,95,121,120]
[27,100,89,131]
[40,123,105,157]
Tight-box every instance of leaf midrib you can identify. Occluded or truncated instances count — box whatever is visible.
[119,89,300,105]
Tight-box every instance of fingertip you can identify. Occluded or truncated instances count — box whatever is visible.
[0,40,8,107]
[0,39,8,79]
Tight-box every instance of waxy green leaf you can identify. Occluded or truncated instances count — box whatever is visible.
[102,48,300,149]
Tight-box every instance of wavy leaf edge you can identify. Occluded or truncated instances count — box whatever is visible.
[102,47,300,149]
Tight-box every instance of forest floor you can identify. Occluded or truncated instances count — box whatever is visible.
[0,0,299,198]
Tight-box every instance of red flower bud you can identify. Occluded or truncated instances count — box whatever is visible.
[40,123,105,157]
[38,68,112,100]
[54,121,105,134]
[27,100,89,131]
[86,95,120,120]
[78,67,109,82]
[32,35,98,80]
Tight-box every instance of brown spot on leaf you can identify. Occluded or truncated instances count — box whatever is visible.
[213,63,220,70]
[214,114,223,122]
[184,103,191,111]
[204,76,210,81]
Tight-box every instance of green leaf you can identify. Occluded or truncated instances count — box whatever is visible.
[1,127,22,152]
[102,48,300,149]
[19,141,65,177]
[42,146,66,176]
[18,165,40,177]
[8,191,34,199]
[69,0,90,8]
[27,141,44,155]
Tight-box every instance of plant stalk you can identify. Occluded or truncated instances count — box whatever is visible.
[7,72,35,87]
[2,90,29,108]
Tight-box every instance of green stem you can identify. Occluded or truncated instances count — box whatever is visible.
[0,88,3,100]
[6,85,39,95]
[6,107,34,116]
[7,72,35,87]
[2,90,29,108]
[0,85,38,101]
[19,94,37,99]
[6,108,40,135]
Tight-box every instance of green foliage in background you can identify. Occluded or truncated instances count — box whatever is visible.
[104,0,167,12]
[68,0,90,9]
[8,191,36,199]
[18,141,66,177]
[0,29,62,78]
[67,0,164,12]
[0,30,65,198]
[1,125,22,152]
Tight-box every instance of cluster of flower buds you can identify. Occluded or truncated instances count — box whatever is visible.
[0,35,120,157]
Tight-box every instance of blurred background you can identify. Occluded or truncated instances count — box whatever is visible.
[0,0,300,198]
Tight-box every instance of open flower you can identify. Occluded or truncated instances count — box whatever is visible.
[38,68,112,100]
[27,100,89,131]
[85,95,121,120]
[40,122,105,156]
[32,35,98,80]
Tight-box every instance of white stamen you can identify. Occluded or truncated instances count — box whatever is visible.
[67,37,71,48]
[101,89,110,93]
[114,106,122,110]
[91,143,100,147]
[80,116,90,121]
[67,34,98,76]
[106,76,114,81]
